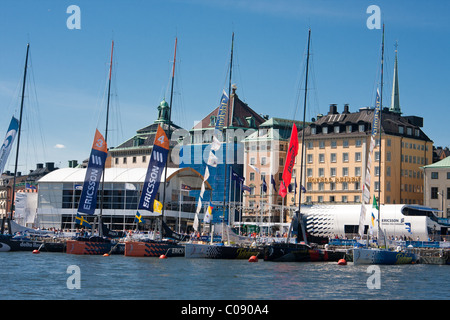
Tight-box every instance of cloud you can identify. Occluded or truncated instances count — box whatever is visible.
[54,144,66,149]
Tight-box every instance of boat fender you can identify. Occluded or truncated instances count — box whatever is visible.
[103,253,109,257]
[248,255,258,262]
[32,250,40,254]
[337,259,347,265]
[159,254,167,259]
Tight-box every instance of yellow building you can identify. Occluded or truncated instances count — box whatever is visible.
[294,103,433,206]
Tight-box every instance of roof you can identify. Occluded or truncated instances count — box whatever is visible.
[192,89,265,131]
[37,167,212,190]
[422,156,450,169]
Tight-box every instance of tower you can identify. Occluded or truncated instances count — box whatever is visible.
[390,42,401,114]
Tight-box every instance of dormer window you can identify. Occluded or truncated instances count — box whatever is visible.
[311,127,316,135]
[323,126,328,134]
[399,126,404,134]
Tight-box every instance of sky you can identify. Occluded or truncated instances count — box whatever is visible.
[1,0,450,174]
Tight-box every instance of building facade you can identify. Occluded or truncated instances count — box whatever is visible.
[422,156,450,218]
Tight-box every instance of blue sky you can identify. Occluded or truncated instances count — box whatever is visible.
[1,0,449,173]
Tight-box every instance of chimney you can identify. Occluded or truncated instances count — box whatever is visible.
[45,162,55,171]
[37,163,44,169]
[343,104,350,114]
[328,104,338,115]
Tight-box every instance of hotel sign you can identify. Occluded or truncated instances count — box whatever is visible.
[307,176,362,183]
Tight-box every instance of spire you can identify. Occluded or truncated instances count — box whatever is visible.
[390,41,401,114]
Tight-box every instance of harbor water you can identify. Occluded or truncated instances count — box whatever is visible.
[0,252,448,301]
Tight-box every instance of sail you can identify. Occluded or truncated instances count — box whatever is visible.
[358,89,381,237]
[279,123,299,198]
[138,125,169,212]
[77,129,108,215]
[0,117,19,175]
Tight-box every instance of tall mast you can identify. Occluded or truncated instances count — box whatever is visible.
[99,40,114,237]
[6,43,30,234]
[161,37,177,234]
[286,29,310,245]
[222,32,234,223]
[378,25,384,233]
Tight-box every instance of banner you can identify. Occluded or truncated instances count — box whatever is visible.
[213,90,229,137]
[0,116,19,175]
[138,125,169,212]
[279,123,299,197]
[77,129,108,215]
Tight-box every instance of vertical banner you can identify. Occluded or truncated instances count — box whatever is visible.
[279,123,299,197]
[78,129,108,215]
[0,117,19,175]
[138,125,169,212]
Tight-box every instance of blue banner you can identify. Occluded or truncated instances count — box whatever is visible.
[78,129,108,215]
[138,125,169,212]
[0,117,19,175]
[213,90,229,137]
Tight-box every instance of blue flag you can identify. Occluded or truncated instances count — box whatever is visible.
[262,176,267,193]
[77,129,108,215]
[75,213,92,228]
[0,116,19,175]
[135,211,146,224]
[213,90,229,137]
[271,175,277,192]
[138,125,169,212]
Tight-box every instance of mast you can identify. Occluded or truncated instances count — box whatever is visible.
[378,24,385,243]
[222,32,234,224]
[294,29,311,245]
[160,37,177,239]
[5,43,30,235]
[99,40,114,237]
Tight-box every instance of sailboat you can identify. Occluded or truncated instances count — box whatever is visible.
[124,38,186,258]
[352,25,418,265]
[263,29,346,262]
[66,41,124,255]
[0,44,55,252]
[184,33,264,260]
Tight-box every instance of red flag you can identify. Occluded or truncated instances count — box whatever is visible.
[278,123,299,198]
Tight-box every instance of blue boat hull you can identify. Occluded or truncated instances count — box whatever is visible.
[353,247,418,265]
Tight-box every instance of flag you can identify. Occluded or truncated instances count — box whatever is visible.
[77,129,108,215]
[405,222,412,234]
[371,195,378,228]
[153,199,163,215]
[25,183,37,190]
[262,176,267,193]
[210,135,221,151]
[231,169,245,184]
[242,185,251,192]
[138,125,169,212]
[0,116,19,175]
[270,175,277,192]
[372,88,381,138]
[75,213,92,228]
[301,185,306,193]
[125,183,136,190]
[207,150,218,167]
[213,90,229,137]
[249,164,260,174]
[279,180,287,198]
[204,204,213,223]
[181,184,191,191]
[279,123,298,197]
[135,211,146,224]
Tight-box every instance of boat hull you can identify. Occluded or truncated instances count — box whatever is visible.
[352,247,418,265]
[0,235,43,252]
[263,243,346,262]
[124,241,185,257]
[66,240,124,255]
[184,243,263,259]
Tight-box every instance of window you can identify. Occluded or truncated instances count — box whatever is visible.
[375,166,380,176]
[431,172,439,179]
[359,124,365,132]
[346,125,352,133]
[307,182,312,191]
[354,182,360,190]
[331,153,337,162]
[447,172,450,179]
[311,127,316,135]
[342,167,348,176]
[355,152,361,162]
[330,182,336,190]
[387,139,391,147]
[343,153,349,162]
[307,142,313,149]
[250,172,255,181]
[399,126,404,134]
[354,195,360,203]
[330,167,336,177]
[323,127,328,134]
[319,182,324,191]
[318,196,323,203]
[319,141,325,149]
[431,187,438,199]
[331,141,337,148]
[343,139,349,148]
[307,154,313,163]
[355,167,361,176]
[123,157,127,164]
[375,181,380,191]
[334,126,340,133]
[307,168,313,177]
[132,157,137,164]
[407,127,412,135]
[330,196,335,202]
[142,156,146,163]
[342,182,348,190]
[319,154,325,163]
[356,139,362,147]
[375,151,380,161]
[261,157,266,165]
[319,168,324,177]
[447,188,450,200]
[250,157,255,165]
[342,196,348,203]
